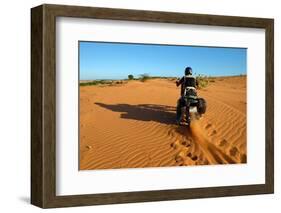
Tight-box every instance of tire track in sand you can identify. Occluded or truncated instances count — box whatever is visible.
[170,113,240,166]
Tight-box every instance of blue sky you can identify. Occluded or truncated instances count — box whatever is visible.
[79,41,247,80]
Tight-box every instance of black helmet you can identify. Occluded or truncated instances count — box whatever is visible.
[185,67,192,75]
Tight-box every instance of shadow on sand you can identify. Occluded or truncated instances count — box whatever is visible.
[95,102,177,125]
[95,102,194,149]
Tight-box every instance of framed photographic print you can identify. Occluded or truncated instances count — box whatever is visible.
[31,4,274,208]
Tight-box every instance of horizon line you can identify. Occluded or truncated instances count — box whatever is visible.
[80,74,247,81]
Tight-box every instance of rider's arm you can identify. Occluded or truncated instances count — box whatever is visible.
[176,77,184,87]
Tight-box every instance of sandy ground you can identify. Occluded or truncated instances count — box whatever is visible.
[79,77,246,170]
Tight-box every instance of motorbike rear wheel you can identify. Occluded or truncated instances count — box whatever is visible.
[197,98,207,114]
[176,104,182,124]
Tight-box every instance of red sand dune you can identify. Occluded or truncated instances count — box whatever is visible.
[79,77,246,170]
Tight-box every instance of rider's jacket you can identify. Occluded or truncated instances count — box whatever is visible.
[177,75,197,96]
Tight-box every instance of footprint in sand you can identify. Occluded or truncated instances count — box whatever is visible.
[181,140,187,146]
[170,140,182,149]
[205,123,212,130]
[205,123,218,137]
[181,140,191,147]
[185,152,198,161]
[210,130,217,136]
[191,156,198,161]
[219,139,228,147]
[171,138,192,152]
[229,147,239,157]
[240,154,247,163]
[168,131,175,137]
[85,145,92,150]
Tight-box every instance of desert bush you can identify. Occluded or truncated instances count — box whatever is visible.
[196,74,209,89]
[128,74,134,80]
[80,80,111,86]
[139,73,150,82]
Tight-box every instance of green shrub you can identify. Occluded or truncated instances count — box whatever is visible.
[128,74,134,80]
[139,74,150,82]
[196,74,209,89]
[80,80,111,86]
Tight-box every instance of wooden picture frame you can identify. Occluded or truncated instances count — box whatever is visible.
[31,4,274,208]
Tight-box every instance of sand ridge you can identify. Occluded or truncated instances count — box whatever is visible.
[79,77,246,170]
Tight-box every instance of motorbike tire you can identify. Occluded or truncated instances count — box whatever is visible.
[197,98,207,114]
[176,103,182,123]
[186,108,191,126]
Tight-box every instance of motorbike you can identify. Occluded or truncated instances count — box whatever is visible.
[176,87,206,126]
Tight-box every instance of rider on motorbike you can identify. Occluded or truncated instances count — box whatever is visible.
[176,67,198,124]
